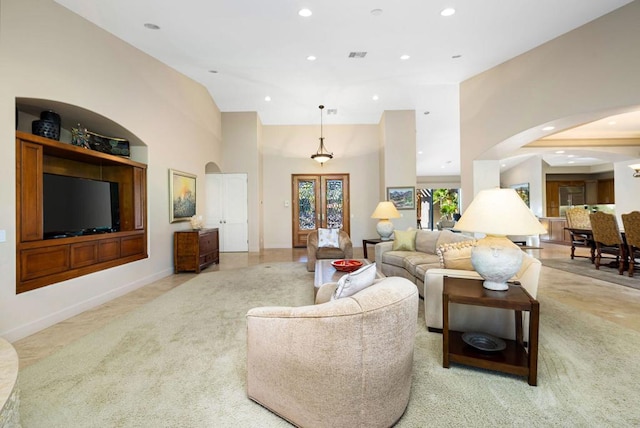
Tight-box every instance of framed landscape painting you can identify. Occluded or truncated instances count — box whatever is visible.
[387,186,416,210]
[169,169,196,223]
[511,183,530,207]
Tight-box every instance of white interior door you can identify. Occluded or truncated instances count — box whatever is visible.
[206,173,248,252]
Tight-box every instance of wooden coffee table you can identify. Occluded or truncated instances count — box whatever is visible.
[442,276,540,386]
[314,259,384,297]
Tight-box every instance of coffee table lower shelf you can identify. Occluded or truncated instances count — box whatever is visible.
[445,331,530,378]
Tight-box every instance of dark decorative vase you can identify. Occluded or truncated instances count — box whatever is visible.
[32,110,61,140]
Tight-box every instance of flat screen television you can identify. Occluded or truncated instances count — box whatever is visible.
[43,173,120,239]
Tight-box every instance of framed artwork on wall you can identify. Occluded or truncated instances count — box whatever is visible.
[169,169,197,223]
[387,186,416,210]
[510,183,530,207]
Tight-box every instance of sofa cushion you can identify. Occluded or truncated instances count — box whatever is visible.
[415,230,441,254]
[435,230,473,248]
[381,250,414,268]
[437,240,476,270]
[333,262,377,300]
[392,229,417,251]
[316,247,346,259]
[402,253,441,277]
[318,228,339,248]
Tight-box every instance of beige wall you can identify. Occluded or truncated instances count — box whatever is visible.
[379,111,417,231]
[221,112,261,251]
[0,0,222,340]
[261,124,381,248]
[460,1,640,209]
[500,156,544,217]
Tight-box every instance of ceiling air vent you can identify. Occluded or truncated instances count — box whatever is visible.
[326,109,338,115]
[348,52,367,58]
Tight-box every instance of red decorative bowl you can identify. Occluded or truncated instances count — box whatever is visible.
[331,259,363,273]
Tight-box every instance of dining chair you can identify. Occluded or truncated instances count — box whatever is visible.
[621,211,640,277]
[589,211,625,275]
[565,207,593,261]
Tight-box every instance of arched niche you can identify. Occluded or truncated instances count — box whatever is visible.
[205,162,222,174]
[16,97,148,163]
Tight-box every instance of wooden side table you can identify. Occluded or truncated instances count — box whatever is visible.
[442,276,540,386]
[362,238,382,259]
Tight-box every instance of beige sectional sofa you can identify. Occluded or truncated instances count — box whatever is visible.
[374,229,474,297]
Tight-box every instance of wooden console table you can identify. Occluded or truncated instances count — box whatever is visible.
[442,276,540,386]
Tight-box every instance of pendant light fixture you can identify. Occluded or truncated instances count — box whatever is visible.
[311,105,333,165]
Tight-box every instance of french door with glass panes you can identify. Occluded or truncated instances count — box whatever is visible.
[292,174,350,248]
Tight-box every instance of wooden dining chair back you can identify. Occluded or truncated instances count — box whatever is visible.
[566,207,591,229]
[589,211,625,275]
[621,211,640,277]
[565,207,593,261]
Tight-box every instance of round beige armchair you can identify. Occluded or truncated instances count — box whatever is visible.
[246,277,418,428]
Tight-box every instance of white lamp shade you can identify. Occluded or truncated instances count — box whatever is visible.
[454,188,546,236]
[371,201,401,220]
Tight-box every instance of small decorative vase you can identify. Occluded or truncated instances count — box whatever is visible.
[32,110,61,141]
[190,215,204,230]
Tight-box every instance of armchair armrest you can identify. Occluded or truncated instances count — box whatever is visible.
[338,231,354,258]
[374,241,393,267]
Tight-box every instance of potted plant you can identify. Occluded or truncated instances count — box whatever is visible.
[433,189,459,229]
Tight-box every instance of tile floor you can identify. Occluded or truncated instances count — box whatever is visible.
[13,243,640,368]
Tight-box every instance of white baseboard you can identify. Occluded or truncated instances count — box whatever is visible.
[3,268,174,343]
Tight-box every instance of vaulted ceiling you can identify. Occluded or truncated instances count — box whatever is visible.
[53,0,635,176]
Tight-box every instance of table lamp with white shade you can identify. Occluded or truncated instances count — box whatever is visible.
[454,188,547,291]
[371,201,401,241]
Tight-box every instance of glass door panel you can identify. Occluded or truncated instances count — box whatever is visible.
[292,174,349,248]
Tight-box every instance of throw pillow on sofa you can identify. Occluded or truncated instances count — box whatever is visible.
[318,228,340,248]
[333,263,377,300]
[436,240,477,270]
[392,229,417,251]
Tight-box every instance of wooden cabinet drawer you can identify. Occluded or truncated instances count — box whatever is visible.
[121,234,145,257]
[98,238,121,262]
[20,245,69,281]
[71,242,99,268]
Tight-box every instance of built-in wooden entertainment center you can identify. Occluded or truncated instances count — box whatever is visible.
[15,130,148,294]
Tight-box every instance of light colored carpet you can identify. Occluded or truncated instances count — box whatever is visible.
[19,262,640,427]
[541,257,640,290]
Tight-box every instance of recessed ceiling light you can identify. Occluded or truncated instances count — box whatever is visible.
[542,126,555,131]
[555,150,565,154]
[264,96,271,102]
[608,121,617,125]
[372,95,379,101]
[418,151,423,155]
[371,8,383,16]
[400,54,411,60]
[567,154,575,158]
[440,8,456,17]
[306,55,316,61]
[144,23,160,30]
[501,164,507,167]
[298,8,312,17]
[452,54,462,59]
[568,161,575,164]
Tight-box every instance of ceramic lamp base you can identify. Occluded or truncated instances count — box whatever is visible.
[376,219,394,241]
[471,235,523,291]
